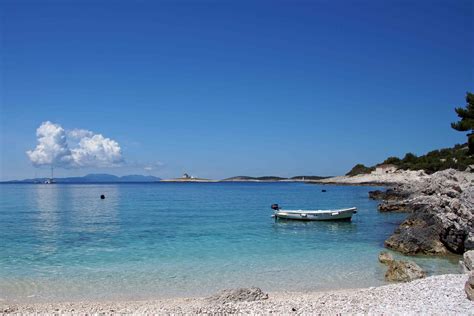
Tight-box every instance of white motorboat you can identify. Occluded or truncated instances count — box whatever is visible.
[271,204,357,221]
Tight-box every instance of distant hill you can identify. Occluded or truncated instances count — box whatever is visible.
[3,173,161,183]
[222,176,288,181]
[119,175,161,182]
[161,177,215,182]
[221,175,330,181]
[290,175,331,180]
[346,143,474,176]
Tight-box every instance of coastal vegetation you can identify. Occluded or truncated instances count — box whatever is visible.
[380,143,473,174]
[451,92,474,154]
[347,92,474,176]
[347,143,473,176]
[345,164,375,176]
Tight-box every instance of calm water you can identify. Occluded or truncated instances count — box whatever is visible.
[0,183,460,302]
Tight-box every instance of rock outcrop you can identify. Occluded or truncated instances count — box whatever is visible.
[378,201,412,212]
[461,250,474,272]
[465,232,474,250]
[378,251,394,264]
[207,287,269,304]
[369,189,408,201]
[380,169,473,255]
[385,260,426,282]
[466,274,474,301]
[317,169,428,185]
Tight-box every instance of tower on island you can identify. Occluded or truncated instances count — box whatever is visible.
[44,165,56,184]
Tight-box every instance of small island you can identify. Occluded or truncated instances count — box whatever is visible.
[221,176,288,182]
[161,173,218,182]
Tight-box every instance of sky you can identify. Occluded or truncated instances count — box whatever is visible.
[1,0,473,181]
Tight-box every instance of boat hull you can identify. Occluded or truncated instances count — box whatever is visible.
[273,207,357,221]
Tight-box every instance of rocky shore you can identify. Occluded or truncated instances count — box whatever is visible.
[322,168,474,302]
[314,169,429,186]
[368,169,473,255]
[316,168,473,255]
[370,168,474,303]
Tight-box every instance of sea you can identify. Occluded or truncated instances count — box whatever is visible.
[0,183,460,303]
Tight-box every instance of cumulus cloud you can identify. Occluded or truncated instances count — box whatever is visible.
[26,122,74,167]
[27,121,123,168]
[70,133,123,168]
[67,128,94,139]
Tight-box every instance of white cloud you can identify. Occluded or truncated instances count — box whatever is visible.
[26,121,73,167]
[71,134,123,167]
[144,161,164,171]
[67,128,94,139]
[27,121,123,168]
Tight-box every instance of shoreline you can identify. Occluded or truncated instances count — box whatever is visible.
[2,274,472,314]
[307,180,396,186]
[156,169,432,185]
[2,170,472,313]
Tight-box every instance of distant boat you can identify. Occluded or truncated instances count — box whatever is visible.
[270,204,357,221]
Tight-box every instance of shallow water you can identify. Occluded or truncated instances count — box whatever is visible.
[0,183,460,302]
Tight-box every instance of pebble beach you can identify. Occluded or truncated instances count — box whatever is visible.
[2,274,473,314]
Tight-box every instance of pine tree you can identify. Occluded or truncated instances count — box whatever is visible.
[451,92,474,154]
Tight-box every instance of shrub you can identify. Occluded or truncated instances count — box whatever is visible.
[345,164,375,176]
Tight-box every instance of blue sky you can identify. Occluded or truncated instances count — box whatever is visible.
[1,0,473,180]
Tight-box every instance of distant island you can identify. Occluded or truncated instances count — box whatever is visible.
[159,173,331,182]
[160,173,217,182]
[221,175,330,182]
[2,173,162,183]
[221,176,287,182]
[4,173,333,184]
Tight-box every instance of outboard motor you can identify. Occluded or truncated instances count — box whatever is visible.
[271,204,279,211]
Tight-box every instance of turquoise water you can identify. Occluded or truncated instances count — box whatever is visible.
[0,183,460,302]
